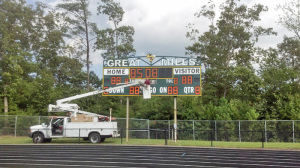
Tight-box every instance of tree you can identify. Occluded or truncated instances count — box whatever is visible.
[230,66,263,103]
[277,36,300,83]
[186,0,276,102]
[95,0,135,59]
[56,0,98,91]
[0,0,36,114]
[0,0,89,115]
[258,48,299,119]
[130,97,174,120]
[277,0,300,40]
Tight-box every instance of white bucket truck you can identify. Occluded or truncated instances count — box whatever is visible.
[29,81,151,143]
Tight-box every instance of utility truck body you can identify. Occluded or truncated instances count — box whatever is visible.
[29,81,151,143]
[29,115,118,143]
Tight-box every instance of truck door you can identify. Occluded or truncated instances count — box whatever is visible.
[51,118,64,137]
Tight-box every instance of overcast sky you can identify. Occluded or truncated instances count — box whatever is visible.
[29,0,291,79]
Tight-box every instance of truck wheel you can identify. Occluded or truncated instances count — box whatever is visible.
[33,133,44,143]
[89,133,101,143]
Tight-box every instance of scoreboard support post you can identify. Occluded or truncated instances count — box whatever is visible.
[126,96,129,142]
[174,96,177,142]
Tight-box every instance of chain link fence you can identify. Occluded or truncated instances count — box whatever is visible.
[1,115,300,143]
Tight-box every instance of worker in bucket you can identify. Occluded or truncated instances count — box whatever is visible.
[144,78,150,85]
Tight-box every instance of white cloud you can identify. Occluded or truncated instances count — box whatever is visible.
[119,0,208,56]
[28,0,292,79]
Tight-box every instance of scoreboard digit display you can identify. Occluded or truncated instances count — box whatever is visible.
[103,66,201,96]
[129,67,172,79]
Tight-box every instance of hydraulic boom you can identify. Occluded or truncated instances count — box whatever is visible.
[48,81,151,117]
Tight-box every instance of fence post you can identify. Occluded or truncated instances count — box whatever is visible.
[265,120,267,142]
[210,130,213,147]
[165,129,168,145]
[215,121,217,141]
[193,120,195,140]
[121,129,123,144]
[14,116,18,138]
[148,119,150,139]
[168,120,171,140]
[239,120,241,142]
[262,131,264,148]
[293,120,295,143]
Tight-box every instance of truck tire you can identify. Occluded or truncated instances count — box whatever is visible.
[33,132,44,143]
[89,133,101,143]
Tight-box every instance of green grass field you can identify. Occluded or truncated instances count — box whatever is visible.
[1,136,300,150]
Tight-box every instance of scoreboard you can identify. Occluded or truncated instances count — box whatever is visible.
[102,66,201,96]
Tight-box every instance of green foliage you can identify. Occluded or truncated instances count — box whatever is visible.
[0,0,37,114]
[258,47,300,119]
[178,97,203,120]
[95,0,135,59]
[274,94,300,120]
[56,0,98,90]
[187,0,276,108]
[130,97,174,120]
[0,0,299,122]
[276,0,300,40]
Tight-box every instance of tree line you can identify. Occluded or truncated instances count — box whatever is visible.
[0,0,300,121]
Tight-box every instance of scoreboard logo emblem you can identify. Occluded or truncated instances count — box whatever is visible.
[146,53,156,62]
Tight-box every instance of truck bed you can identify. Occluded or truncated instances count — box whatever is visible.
[64,121,118,138]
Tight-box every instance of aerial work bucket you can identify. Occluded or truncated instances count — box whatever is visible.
[142,85,151,99]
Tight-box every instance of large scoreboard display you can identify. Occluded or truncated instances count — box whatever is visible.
[102,57,201,96]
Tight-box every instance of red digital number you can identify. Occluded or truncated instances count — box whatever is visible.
[137,68,142,78]
[145,68,151,78]
[111,77,121,85]
[103,87,109,95]
[173,86,178,94]
[182,76,186,84]
[130,69,136,78]
[168,86,172,94]
[174,78,178,84]
[135,87,140,94]
[111,77,116,84]
[182,76,192,84]
[188,76,192,84]
[131,68,158,78]
[145,68,158,78]
[152,68,158,78]
[130,68,143,78]
[129,86,140,94]
[125,78,129,84]
[129,87,134,94]
[167,86,178,95]
[195,86,201,95]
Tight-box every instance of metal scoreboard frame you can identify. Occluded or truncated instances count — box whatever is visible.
[102,56,202,96]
